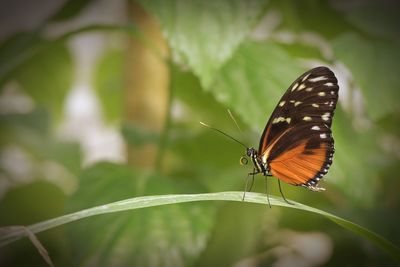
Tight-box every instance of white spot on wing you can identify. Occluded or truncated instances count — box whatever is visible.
[302,73,311,82]
[273,117,291,124]
[318,92,326,96]
[306,88,313,92]
[291,83,299,91]
[297,84,306,91]
[294,101,302,106]
[273,117,284,124]
[279,101,285,107]
[321,112,330,121]
[320,133,327,139]
[325,82,334,86]
[303,116,312,121]
[311,126,320,130]
[312,103,319,107]
[309,76,327,82]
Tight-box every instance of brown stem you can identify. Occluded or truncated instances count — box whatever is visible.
[124,1,169,170]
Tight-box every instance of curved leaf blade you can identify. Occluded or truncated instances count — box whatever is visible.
[1,191,399,262]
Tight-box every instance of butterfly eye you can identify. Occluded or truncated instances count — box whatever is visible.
[240,156,248,165]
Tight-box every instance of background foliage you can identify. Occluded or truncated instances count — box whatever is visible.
[0,0,399,266]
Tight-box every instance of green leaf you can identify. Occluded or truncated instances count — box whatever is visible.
[194,202,265,266]
[168,129,244,191]
[94,49,125,123]
[0,181,67,267]
[172,65,234,129]
[65,162,215,267]
[332,33,400,120]
[0,107,50,137]
[168,65,247,191]
[49,0,95,21]
[13,40,73,120]
[138,0,269,87]
[0,181,66,225]
[0,108,81,175]
[278,42,325,60]
[328,109,386,205]
[0,33,42,87]
[121,123,160,147]
[269,0,354,39]
[339,2,400,41]
[212,40,306,130]
[377,112,400,137]
[2,191,399,262]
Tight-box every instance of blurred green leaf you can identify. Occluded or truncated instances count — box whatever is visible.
[333,33,400,120]
[0,109,81,175]
[212,40,306,130]
[94,49,124,123]
[167,65,248,191]
[172,65,234,128]
[195,202,265,267]
[121,123,160,146]
[168,129,244,191]
[328,109,387,205]
[270,0,353,39]
[377,112,400,137]
[66,162,215,267]
[0,33,42,87]
[339,2,400,41]
[49,0,95,21]
[278,42,324,60]
[13,40,73,120]
[138,0,269,87]
[0,181,67,267]
[0,181,66,225]
[0,107,50,136]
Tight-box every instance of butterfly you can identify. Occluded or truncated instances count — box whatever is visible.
[201,66,338,204]
[244,66,338,200]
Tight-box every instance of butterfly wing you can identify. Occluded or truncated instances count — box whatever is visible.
[259,66,338,190]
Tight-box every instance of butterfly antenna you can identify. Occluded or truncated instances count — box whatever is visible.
[199,122,248,149]
[227,109,243,133]
[227,109,249,149]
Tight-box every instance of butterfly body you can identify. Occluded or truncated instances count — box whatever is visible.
[247,147,269,176]
[247,66,339,191]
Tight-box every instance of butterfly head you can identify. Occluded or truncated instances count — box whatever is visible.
[246,147,257,157]
[239,147,258,166]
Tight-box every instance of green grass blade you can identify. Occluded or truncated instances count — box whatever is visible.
[1,191,399,262]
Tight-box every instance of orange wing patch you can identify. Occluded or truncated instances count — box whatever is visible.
[269,142,328,186]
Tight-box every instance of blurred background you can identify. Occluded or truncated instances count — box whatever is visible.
[0,0,399,266]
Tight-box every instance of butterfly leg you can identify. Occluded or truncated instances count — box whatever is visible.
[265,176,271,208]
[242,168,256,201]
[278,179,293,205]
